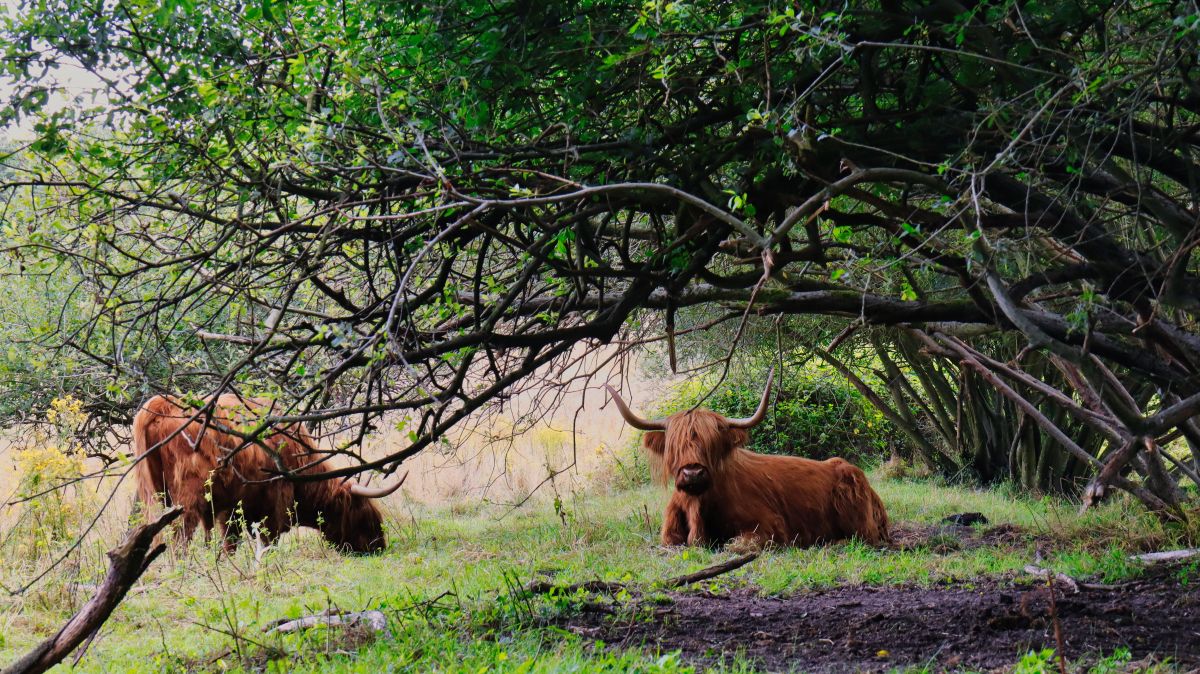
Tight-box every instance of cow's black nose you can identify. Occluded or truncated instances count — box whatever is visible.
[676,465,711,494]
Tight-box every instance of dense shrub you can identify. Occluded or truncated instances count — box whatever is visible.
[648,366,904,467]
[3,395,99,562]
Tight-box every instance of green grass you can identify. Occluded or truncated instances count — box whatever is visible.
[0,474,1188,672]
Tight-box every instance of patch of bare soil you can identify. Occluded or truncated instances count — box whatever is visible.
[564,566,1200,672]
[888,522,1032,552]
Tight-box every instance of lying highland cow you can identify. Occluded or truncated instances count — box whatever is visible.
[606,372,889,547]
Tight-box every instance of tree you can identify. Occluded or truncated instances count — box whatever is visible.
[1,0,1198,515]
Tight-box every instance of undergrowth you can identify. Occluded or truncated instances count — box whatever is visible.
[0,473,1190,672]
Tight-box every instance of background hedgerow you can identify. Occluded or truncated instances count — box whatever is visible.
[648,362,905,467]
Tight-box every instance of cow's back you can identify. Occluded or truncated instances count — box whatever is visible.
[708,450,888,546]
[761,451,848,544]
[700,451,834,545]
[132,394,297,538]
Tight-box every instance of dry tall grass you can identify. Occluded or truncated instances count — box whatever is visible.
[355,351,676,507]
[0,351,676,625]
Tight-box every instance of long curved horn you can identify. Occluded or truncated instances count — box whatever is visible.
[349,471,408,499]
[604,385,667,431]
[726,368,775,429]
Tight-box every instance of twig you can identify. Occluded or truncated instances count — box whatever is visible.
[1023,565,1079,594]
[524,551,760,596]
[3,507,183,674]
[660,551,760,588]
[1023,563,1135,591]
[1044,571,1068,674]
[1129,548,1200,564]
[265,610,388,635]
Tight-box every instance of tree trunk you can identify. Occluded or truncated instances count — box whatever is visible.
[3,507,182,674]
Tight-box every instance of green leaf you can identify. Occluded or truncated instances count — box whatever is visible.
[196,81,218,106]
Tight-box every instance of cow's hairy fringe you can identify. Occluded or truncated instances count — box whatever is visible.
[644,436,668,487]
[665,410,745,476]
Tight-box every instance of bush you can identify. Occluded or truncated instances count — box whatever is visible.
[5,395,98,562]
[648,365,904,466]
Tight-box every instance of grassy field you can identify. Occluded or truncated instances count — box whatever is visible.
[1,470,1192,673]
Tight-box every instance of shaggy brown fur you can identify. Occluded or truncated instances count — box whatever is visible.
[643,409,889,547]
[133,394,388,553]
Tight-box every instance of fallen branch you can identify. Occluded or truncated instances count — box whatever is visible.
[1130,548,1200,564]
[1023,563,1138,591]
[1023,565,1080,594]
[266,610,388,635]
[1081,437,1141,510]
[3,507,183,674]
[660,551,760,588]
[1043,570,1068,674]
[525,551,760,596]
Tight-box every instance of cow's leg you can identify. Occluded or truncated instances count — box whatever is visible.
[262,487,292,546]
[216,510,241,553]
[200,511,216,544]
[660,500,689,546]
[170,490,209,546]
[177,509,203,545]
[731,519,782,550]
[169,506,216,550]
[170,461,215,548]
[683,498,706,546]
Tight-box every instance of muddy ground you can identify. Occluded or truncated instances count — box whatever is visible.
[562,527,1200,672]
[565,569,1199,672]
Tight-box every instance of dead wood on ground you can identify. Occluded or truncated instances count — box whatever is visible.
[2,507,182,674]
[524,551,760,596]
[265,609,389,635]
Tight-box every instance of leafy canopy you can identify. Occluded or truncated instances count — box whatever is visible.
[1,1,1199,514]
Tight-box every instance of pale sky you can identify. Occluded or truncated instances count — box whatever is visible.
[1,0,111,142]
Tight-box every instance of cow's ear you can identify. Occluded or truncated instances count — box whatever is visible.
[725,427,749,452]
[642,430,666,455]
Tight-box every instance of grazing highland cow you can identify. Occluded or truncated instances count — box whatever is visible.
[606,372,889,547]
[133,394,404,553]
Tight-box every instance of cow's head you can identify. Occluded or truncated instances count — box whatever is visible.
[316,473,407,554]
[606,371,773,496]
